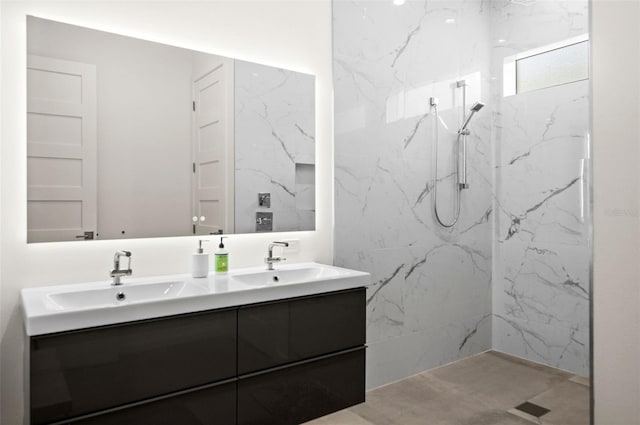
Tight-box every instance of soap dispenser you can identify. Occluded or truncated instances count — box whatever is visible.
[191,239,209,278]
[215,237,229,273]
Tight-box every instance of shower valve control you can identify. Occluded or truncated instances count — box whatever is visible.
[256,212,274,232]
[258,192,271,208]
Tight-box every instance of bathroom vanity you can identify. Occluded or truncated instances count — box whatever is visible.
[21,263,369,425]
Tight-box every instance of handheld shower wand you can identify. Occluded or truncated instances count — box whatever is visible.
[459,102,486,135]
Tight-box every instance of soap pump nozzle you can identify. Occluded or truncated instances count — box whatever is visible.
[197,239,208,254]
[218,236,228,249]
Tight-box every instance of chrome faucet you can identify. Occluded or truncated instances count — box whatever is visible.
[110,251,132,286]
[265,242,289,270]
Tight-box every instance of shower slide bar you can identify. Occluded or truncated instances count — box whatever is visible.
[431,80,484,228]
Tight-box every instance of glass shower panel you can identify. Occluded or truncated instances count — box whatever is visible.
[491,0,590,377]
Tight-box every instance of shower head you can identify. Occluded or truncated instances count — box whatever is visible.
[470,101,485,112]
[460,101,486,133]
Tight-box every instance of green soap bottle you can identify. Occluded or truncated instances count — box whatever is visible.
[214,237,229,273]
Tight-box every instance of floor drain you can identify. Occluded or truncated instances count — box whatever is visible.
[514,401,550,418]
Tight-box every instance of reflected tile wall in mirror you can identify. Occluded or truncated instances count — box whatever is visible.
[235,60,315,234]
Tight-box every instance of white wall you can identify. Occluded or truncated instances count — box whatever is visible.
[592,0,640,423]
[0,1,332,423]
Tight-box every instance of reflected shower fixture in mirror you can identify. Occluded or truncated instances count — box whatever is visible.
[431,80,485,228]
[26,16,316,243]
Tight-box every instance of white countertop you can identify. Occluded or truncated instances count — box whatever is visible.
[21,262,370,336]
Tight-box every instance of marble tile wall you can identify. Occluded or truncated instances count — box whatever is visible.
[234,60,315,233]
[490,0,590,376]
[333,0,590,387]
[333,0,494,389]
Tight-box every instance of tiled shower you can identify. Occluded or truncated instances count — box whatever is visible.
[333,0,590,388]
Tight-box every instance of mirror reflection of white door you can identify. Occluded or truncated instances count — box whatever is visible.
[27,55,97,242]
[192,60,234,235]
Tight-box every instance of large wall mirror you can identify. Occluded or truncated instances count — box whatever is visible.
[26,16,316,243]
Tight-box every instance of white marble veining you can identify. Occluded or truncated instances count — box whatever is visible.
[234,61,315,233]
[333,0,590,385]
[334,0,494,388]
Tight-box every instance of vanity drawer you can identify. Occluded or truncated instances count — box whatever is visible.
[237,348,366,425]
[237,288,366,374]
[30,308,236,425]
[72,381,236,425]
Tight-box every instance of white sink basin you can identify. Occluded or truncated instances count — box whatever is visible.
[232,265,344,286]
[21,262,370,336]
[47,281,205,310]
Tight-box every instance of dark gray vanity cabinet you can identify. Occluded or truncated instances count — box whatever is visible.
[73,381,237,425]
[237,348,365,425]
[237,289,366,425]
[30,308,237,425]
[28,288,366,425]
[237,289,366,374]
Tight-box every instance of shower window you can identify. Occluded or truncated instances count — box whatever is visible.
[503,34,589,96]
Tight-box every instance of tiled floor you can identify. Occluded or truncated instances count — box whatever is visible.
[305,351,590,425]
